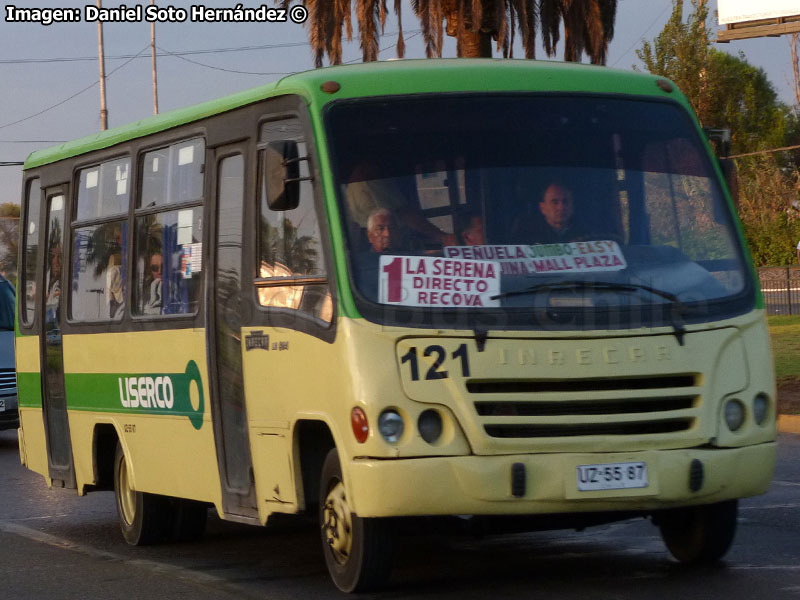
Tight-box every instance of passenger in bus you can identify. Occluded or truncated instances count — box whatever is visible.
[106,254,124,319]
[530,181,589,244]
[346,164,455,247]
[45,243,62,322]
[366,208,395,253]
[456,212,485,246]
[142,253,163,315]
[106,225,125,319]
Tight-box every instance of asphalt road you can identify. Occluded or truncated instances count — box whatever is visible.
[1,428,799,599]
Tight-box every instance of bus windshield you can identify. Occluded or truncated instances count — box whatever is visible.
[326,94,751,327]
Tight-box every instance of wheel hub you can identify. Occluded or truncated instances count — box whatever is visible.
[118,456,136,526]
[322,481,352,563]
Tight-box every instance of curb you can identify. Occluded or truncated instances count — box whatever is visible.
[778,414,800,434]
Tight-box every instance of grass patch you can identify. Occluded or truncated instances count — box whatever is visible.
[767,315,800,381]
[768,316,800,413]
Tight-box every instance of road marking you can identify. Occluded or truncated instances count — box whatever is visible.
[731,565,800,571]
[5,514,72,521]
[741,503,800,510]
[0,519,263,599]
[772,480,800,487]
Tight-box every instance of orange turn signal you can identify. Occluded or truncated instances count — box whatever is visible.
[351,407,369,443]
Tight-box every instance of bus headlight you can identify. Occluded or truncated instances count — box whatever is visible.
[753,393,769,425]
[724,399,745,431]
[378,409,404,443]
[418,410,443,444]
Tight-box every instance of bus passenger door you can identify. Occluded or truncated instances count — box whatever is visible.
[206,146,259,519]
[40,190,76,488]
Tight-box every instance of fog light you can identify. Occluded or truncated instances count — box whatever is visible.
[351,407,369,443]
[378,410,404,443]
[753,393,769,425]
[418,410,443,444]
[724,399,745,431]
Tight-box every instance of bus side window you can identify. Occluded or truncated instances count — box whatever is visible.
[256,118,332,324]
[21,178,41,327]
[134,139,205,317]
[70,159,130,322]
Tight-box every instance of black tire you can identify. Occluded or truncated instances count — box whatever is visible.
[657,500,738,565]
[171,499,208,542]
[319,448,395,592]
[113,442,173,545]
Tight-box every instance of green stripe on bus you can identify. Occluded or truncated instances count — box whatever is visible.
[18,361,205,430]
[64,360,205,430]
[17,371,42,408]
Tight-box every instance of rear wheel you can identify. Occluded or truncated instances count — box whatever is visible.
[657,500,738,565]
[319,448,395,592]
[113,442,173,545]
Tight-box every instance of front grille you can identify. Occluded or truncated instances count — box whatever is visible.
[485,419,693,438]
[468,375,696,394]
[0,368,16,393]
[476,396,696,417]
[471,373,700,440]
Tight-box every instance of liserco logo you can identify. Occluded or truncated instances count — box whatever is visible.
[119,376,175,409]
[115,360,205,430]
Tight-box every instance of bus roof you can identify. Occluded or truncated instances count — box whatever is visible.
[24,59,678,170]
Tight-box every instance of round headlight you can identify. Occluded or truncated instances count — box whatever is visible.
[418,410,443,444]
[724,399,745,431]
[378,410,404,443]
[753,393,769,425]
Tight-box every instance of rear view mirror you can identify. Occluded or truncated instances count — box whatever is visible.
[703,128,731,158]
[703,128,739,210]
[264,140,302,211]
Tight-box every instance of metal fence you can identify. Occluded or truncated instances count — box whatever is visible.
[758,267,800,315]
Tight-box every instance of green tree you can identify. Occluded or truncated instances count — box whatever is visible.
[0,202,20,284]
[636,0,788,155]
[279,0,617,64]
[637,0,800,266]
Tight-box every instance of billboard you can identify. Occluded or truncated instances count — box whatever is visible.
[718,0,800,25]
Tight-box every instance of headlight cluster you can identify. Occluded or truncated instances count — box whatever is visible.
[352,407,445,445]
[723,393,771,432]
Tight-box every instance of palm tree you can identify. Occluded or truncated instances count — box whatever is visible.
[279,0,616,64]
[541,0,617,64]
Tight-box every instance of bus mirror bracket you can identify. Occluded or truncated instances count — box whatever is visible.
[264,140,312,211]
[703,127,731,158]
[703,128,739,211]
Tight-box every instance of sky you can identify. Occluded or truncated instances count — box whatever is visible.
[0,0,797,205]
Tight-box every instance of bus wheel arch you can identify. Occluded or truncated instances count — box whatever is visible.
[319,447,395,592]
[294,419,336,512]
[91,423,120,491]
[655,499,738,565]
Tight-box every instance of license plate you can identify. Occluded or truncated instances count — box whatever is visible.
[576,461,648,491]
[0,398,4,411]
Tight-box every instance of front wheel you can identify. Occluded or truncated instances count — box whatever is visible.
[656,500,738,565]
[113,442,173,545]
[319,448,395,592]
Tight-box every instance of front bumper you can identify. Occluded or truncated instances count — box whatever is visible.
[0,394,19,431]
[348,442,776,517]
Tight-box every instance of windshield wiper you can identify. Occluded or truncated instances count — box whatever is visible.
[491,280,688,345]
